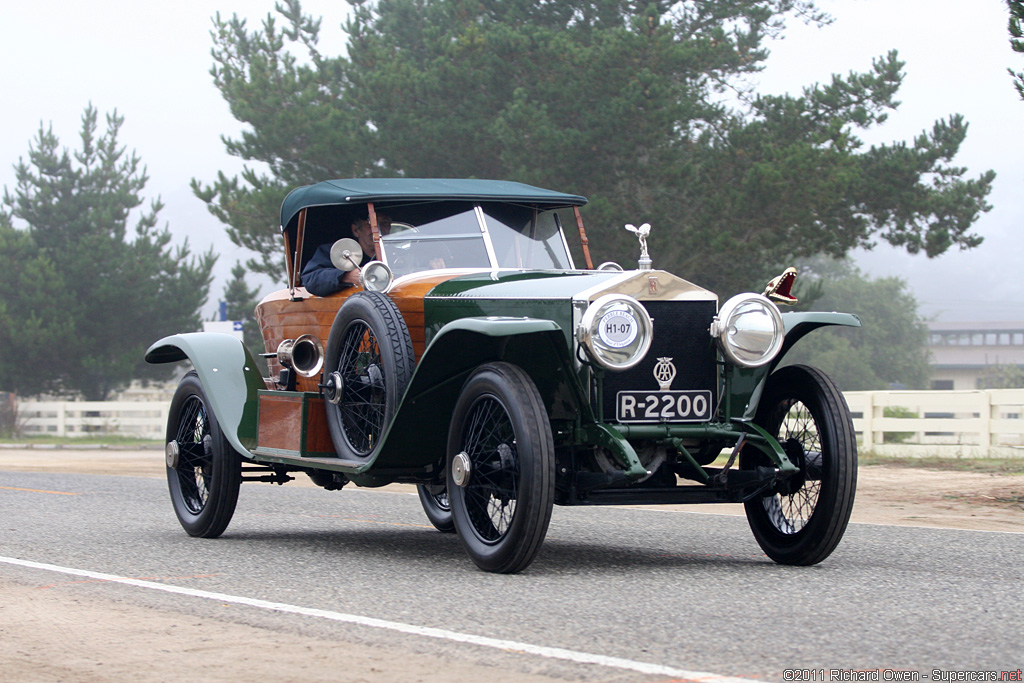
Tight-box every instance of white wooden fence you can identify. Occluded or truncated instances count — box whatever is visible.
[11,390,1024,458]
[17,401,169,440]
[844,389,1024,458]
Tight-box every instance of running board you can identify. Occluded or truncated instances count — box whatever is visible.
[251,448,367,474]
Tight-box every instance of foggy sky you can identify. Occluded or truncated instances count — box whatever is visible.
[1,0,1019,322]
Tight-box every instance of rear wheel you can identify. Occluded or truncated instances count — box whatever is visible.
[447,362,554,573]
[165,372,241,538]
[417,484,454,533]
[741,364,857,565]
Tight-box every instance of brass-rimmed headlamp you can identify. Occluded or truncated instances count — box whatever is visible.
[577,294,653,370]
[710,293,784,368]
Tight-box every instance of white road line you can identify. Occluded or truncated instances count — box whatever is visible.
[1,555,756,682]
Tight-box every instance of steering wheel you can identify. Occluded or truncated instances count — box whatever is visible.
[388,221,418,235]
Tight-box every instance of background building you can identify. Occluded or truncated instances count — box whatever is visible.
[927,322,1024,390]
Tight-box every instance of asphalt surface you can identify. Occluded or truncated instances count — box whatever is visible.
[1,470,1021,680]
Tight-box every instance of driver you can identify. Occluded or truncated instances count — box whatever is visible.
[301,214,391,296]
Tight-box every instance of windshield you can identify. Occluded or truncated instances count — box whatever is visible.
[482,203,573,270]
[379,202,573,277]
[381,208,489,277]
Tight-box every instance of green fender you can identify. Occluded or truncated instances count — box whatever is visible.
[365,316,584,476]
[145,333,264,458]
[778,311,862,359]
[731,311,861,420]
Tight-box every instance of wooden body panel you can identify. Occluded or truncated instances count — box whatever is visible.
[255,271,474,393]
[255,287,354,391]
[255,391,333,458]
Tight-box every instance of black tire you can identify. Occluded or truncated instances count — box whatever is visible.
[165,372,241,538]
[324,292,414,460]
[417,484,455,533]
[741,364,857,565]
[447,362,554,573]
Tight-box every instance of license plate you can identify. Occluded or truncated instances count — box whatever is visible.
[616,390,713,423]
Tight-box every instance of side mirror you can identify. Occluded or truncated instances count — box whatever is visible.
[329,238,363,271]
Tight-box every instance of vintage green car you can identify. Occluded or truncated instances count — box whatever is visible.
[146,178,859,573]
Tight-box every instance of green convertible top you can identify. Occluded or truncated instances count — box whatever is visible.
[280,178,587,230]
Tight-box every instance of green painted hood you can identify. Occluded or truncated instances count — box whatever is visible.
[425,270,623,300]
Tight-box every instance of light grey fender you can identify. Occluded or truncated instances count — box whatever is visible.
[145,332,265,458]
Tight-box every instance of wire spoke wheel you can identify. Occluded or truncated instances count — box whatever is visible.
[448,362,554,574]
[165,372,241,538]
[416,483,455,533]
[324,292,414,461]
[760,400,822,534]
[742,364,857,566]
[173,395,212,515]
[461,395,520,541]
[337,322,387,454]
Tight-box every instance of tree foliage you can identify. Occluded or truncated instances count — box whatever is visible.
[221,262,269,373]
[197,0,994,296]
[978,363,1024,390]
[1009,0,1024,99]
[781,258,931,391]
[192,1,369,280]
[0,105,216,400]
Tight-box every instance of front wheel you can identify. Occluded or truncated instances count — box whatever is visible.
[741,364,857,565]
[447,362,554,573]
[165,372,241,538]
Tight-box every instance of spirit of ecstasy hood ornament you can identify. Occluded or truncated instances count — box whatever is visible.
[624,222,652,270]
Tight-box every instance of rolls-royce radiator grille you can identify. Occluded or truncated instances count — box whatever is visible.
[600,300,719,424]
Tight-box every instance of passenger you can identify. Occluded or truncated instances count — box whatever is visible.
[301,215,391,296]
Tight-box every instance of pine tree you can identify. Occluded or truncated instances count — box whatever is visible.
[1008,0,1024,98]
[1,105,216,399]
[221,262,268,373]
[198,0,993,297]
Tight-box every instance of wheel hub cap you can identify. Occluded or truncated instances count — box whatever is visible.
[451,451,472,487]
[165,440,179,468]
[324,371,344,405]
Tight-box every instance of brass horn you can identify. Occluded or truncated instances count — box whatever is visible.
[276,334,324,378]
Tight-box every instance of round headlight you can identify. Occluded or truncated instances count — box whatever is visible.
[359,261,394,293]
[578,294,653,370]
[711,293,785,368]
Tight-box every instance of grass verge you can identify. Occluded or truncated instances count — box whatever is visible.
[859,452,1024,475]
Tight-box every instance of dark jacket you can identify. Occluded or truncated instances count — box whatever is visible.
[300,244,370,296]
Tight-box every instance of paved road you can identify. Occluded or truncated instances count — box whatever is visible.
[1,470,1021,680]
